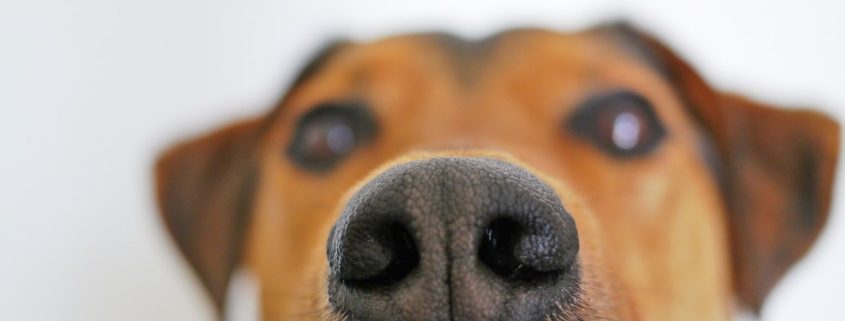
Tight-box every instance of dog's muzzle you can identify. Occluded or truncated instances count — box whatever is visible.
[327,157,582,321]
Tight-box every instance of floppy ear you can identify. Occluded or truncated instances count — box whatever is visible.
[604,23,840,312]
[708,94,839,312]
[154,118,261,314]
[153,40,348,316]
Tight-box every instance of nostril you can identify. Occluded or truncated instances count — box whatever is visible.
[479,218,572,281]
[479,218,525,279]
[339,222,419,289]
[480,218,551,281]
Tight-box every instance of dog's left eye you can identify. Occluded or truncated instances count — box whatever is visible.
[287,102,377,171]
[567,91,666,157]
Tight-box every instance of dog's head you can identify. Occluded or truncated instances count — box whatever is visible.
[154,23,839,321]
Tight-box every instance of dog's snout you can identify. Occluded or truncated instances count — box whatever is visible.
[327,157,581,321]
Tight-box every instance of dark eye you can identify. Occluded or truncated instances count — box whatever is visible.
[567,91,666,157]
[287,101,377,171]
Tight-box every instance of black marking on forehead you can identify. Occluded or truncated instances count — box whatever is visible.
[423,31,508,86]
[259,40,349,136]
[288,40,349,90]
[595,22,672,79]
[427,32,504,58]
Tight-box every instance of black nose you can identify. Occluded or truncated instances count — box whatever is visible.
[327,157,581,321]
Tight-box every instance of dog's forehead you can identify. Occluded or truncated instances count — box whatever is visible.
[328,28,636,84]
[269,27,681,143]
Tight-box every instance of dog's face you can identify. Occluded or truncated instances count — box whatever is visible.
[155,24,839,321]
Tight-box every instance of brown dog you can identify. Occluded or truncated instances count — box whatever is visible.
[154,22,839,321]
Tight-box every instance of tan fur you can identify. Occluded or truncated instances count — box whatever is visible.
[244,31,732,320]
[155,25,838,321]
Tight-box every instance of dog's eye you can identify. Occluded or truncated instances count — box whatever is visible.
[287,102,377,171]
[567,91,666,157]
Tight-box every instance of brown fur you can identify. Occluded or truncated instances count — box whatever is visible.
[155,23,839,320]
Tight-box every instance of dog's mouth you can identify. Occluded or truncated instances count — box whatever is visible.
[324,156,588,321]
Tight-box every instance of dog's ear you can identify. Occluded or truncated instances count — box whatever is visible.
[712,94,840,312]
[153,40,348,315]
[603,22,840,312]
[154,118,261,313]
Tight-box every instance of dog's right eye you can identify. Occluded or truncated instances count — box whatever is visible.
[566,90,666,158]
[287,102,377,172]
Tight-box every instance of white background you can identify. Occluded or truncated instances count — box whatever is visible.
[1,0,843,320]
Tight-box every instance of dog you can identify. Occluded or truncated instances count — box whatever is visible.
[154,22,840,321]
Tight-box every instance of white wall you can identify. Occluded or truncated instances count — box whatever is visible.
[1,0,843,320]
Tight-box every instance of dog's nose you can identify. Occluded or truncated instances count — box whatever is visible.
[327,157,581,321]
